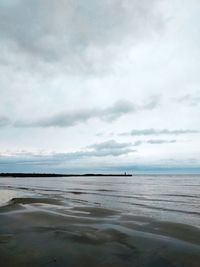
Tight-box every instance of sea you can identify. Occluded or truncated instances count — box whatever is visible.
[0,175,200,267]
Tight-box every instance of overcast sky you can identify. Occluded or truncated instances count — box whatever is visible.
[0,0,200,173]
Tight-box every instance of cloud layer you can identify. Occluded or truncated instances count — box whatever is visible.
[0,1,200,173]
[120,128,200,136]
[175,92,200,107]
[0,140,135,169]
[0,138,176,165]
[11,98,157,128]
[0,116,10,127]
[0,0,163,73]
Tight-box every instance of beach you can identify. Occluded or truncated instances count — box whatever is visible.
[0,175,200,267]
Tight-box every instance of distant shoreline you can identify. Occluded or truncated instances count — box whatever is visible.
[0,173,132,177]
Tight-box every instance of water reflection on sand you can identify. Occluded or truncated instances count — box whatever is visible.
[0,190,18,207]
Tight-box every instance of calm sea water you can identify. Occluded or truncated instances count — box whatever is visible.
[0,175,199,227]
[0,175,200,267]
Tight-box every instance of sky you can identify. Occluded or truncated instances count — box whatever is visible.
[0,0,200,173]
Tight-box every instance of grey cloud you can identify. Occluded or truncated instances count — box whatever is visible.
[102,100,134,121]
[16,109,97,128]
[120,128,200,136]
[96,132,104,137]
[14,99,157,128]
[89,139,176,151]
[133,140,143,146]
[175,93,200,107]
[88,139,132,151]
[146,139,176,144]
[77,148,134,158]
[140,96,160,110]
[57,139,135,159]
[0,116,10,127]
[0,0,163,73]
[57,141,135,159]
[133,139,176,146]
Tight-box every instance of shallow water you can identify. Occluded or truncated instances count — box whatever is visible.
[0,175,200,267]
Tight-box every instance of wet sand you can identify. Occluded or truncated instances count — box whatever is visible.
[0,191,18,207]
[0,175,200,267]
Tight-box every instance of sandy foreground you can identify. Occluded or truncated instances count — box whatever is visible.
[0,191,200,267]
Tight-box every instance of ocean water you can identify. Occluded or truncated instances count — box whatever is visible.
[0,175,200,267]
